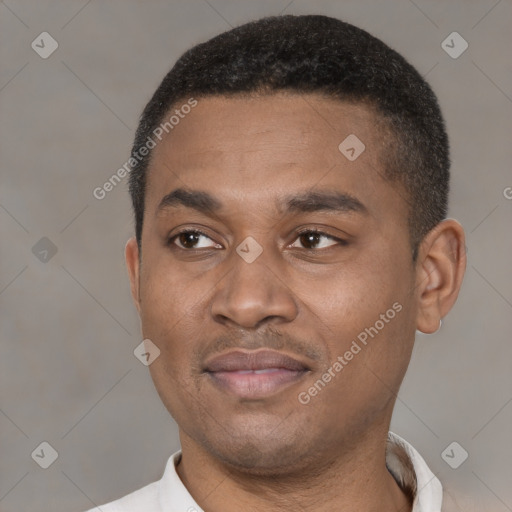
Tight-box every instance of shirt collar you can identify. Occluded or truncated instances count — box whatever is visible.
[387,432,443,511]
[158,431,443,512]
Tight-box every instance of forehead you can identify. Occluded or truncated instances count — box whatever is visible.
[150,93,378,168]
[144,93,404,222]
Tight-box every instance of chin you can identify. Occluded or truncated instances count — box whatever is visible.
[219,446,305,475]
[204,428,317,477]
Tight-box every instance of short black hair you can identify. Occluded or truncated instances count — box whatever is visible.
[129,14,449,259]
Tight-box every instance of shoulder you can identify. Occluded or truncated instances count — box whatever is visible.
[82,479,161,512]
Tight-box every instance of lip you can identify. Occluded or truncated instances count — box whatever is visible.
[204,349,310,399]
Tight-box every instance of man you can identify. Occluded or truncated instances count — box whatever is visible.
[87,14,466,512]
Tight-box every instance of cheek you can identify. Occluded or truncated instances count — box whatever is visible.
[142,298,203,420]
[140,251,196,325]
[304,300,413,431]
[139,268,200,375]
[309,244,413,368]
[312,258,397,327]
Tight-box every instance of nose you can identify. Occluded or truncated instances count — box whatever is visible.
[210,246,299,330]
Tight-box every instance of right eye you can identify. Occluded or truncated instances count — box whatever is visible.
[168,230,223,250]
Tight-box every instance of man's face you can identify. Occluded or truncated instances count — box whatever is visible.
[129,93,421,474]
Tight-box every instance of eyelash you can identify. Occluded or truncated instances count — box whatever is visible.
[167,228,348,251]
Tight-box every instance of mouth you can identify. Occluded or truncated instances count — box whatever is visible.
[203,349,311,399]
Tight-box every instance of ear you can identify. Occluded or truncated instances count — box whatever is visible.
[125,237,141,314]
[415,219,466,334]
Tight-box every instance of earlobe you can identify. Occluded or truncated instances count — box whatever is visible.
[415,219,466,334]
[125,237,141,314]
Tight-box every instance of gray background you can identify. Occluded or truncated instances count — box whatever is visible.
[1,1,511,511]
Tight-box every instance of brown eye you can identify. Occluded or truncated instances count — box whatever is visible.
[291,231,344,250]
[178,232,200,249]
[299,232,321,249]
[169,230,221,250]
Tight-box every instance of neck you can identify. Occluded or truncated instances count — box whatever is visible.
[175,426,412,512]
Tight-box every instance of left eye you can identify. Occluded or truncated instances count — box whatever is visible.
[290,231,343,250]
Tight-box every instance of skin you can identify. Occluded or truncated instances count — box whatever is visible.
[125,93,466,511]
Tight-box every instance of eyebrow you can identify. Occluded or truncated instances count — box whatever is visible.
[156,188,368,217]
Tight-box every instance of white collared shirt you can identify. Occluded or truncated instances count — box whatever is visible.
[84,431,443,512]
